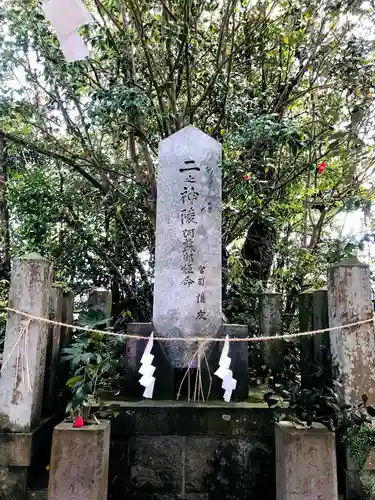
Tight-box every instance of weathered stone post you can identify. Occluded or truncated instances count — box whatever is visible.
[54,288,74,414]
[43,285,64,416]
[299,288,329,389]
[88,287,112,321]
[60,289,74,350]
[327,259,375,404]
[275,421,338,499]
[0,254,52,497]
[0,254,52,431]
[328,259,375,499]
[48,420,110,500]
[260,290,283,374]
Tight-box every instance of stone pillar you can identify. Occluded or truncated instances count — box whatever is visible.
[0,254,52,431]
[48,420,110,500]
[328,260,375,499]
[88,288,112,317]
[275,421,338,500]
[43,285,64,416]
[55,289,74,413]
[60,289,74,350]
[260,291,283,374]
[299,288,329,389]
[87,288,112,327]
[327,259,375,405]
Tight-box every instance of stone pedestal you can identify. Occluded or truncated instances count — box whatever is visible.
[48,420,110,500]
[108,400,275,499]
[275,421,338,500]
[0,254,52,431]
[0,416,57,500]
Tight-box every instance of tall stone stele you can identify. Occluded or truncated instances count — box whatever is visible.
[154,125,222,367]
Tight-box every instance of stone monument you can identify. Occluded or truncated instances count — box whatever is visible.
[154,125,222,367]
[111,127,273,499]
[125,125,248,400]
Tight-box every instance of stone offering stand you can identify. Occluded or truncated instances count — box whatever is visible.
[0,127,374,500]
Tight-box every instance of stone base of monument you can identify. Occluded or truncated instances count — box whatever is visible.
[47,420,110,500]
[0,416,58,500]
[123,323,249,401]
[107,400,276,500]
[275,421,338,500]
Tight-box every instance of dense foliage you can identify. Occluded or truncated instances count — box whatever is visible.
[0,0,374,328]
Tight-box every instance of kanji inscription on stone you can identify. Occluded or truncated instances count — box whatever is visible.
[153,126,222,367]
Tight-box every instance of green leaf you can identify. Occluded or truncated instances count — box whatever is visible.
[66,375,83,388]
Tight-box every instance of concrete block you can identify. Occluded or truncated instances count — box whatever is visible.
[185,437,218,492]
[47,420,110,500]
[275,421,338,500]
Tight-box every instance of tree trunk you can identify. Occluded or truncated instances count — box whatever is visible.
[242,218,275,283]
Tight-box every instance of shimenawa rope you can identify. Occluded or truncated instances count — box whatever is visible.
[3,307,375,344]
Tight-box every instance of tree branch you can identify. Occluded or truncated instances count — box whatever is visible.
[2,130,107,194]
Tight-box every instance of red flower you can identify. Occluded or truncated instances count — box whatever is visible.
[317,161,327,174]
[73,415,84,428]
[243,174,250,181]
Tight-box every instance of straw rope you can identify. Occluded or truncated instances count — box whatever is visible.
[3,307,375,343]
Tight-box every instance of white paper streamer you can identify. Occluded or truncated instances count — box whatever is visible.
[214,335,237,402]
[138,333,155,399]
[57,31,89,63]
[42,0,93,62]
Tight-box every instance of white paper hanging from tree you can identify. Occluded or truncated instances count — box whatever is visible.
[42,0,93,62]
[214,336,237,402]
